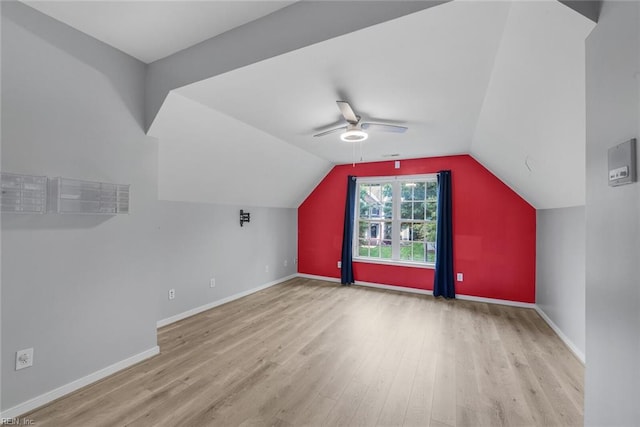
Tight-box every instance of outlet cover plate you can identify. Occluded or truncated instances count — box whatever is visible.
[16,348,34,370]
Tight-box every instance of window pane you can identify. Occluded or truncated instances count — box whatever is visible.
[380,243,392,259]
[370,203,382,218]
[400,202,412,219]
[358,239,369,257]
[401,183,413,201]
[400,241,412,260]
[359,184,369,218]
[426,182,438,200]
[360,184,379,218]
[383,201,393,219]
[400,222,412,241]
[426,201,437,221]
[382,222,393,240]
[382,183,393,202]
[412,242,425,262]
[359,201,370,218]
[424,221,437,242]
[414,182,426,200]
[358,222,369,239]
[370,184,380,201]
[413,202,425,221]
[426,241,436,263]
[370,223,379,239]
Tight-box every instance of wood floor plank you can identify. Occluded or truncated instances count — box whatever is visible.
[23,278,584,426]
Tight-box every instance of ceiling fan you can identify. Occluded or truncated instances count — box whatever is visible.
[313,101,408,142]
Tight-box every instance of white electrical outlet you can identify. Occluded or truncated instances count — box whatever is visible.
[16,348,34,370]
[294,258,298,264]
[210,278,216,288]
[457,273,464,282]
[168,289,175,300]
[337,261,342,268]
[284,259,288,267]
[265,265,269,273]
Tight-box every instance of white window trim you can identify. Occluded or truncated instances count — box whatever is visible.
[354,257,435,269]
[353,174,438,268]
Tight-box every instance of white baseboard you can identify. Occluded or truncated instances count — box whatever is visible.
[456,294,535,309]
[297,273,341,283]
[157,274,298,328]
[0,346,159,420]
[534,306,585,364]
[297,273,533,307]
[354,280,434,296]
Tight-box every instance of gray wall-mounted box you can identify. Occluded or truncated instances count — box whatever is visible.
[49,177,130,214]
[608,138,636,187]
[1,172,48,213]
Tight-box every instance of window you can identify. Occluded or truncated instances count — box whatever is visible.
[354,175,438,266]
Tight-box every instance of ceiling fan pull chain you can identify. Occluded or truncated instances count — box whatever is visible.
[352,141,356,167]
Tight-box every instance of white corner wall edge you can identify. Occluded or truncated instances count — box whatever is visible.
[534,305,585,365]
[0,346,160,420]
[297,273,584,363]
[157,274,298,328]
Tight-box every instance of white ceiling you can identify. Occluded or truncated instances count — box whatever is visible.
[176,0,510,164]
[470,0,594,209]
[153,92,331,208]
[23,0,595,209]
[22,1,296,63]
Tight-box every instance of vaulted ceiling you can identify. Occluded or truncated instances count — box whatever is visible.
[23,1,596,210]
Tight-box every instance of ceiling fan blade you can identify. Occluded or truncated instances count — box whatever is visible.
[336,101,359,124]
[313,126,347,138]
[361,123,408,133]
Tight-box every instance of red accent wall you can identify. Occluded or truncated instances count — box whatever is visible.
[298,155,536,303]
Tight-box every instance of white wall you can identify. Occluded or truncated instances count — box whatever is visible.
[585,1,640,424]
[1,2,297,413]
[536,206,585,361]
[155,202,297,323]
[1,1,158,410]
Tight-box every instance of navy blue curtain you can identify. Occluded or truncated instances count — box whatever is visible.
[341,175,357,285]
[433,170,455,298]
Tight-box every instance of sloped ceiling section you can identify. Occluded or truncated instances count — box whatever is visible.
[177,0,510,165]
[470,1,595,209]
[149,0,594,209]
[153,1,511,208]
[149,92,331,208]
[22,1,297,63]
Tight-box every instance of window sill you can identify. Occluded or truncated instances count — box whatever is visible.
[353,257,435,269]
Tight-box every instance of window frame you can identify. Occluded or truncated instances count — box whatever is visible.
[353,174,438,269]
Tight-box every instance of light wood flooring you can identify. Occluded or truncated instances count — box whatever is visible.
[25,277,583,426]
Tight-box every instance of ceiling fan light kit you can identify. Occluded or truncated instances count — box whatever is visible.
[340,128,368,142]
